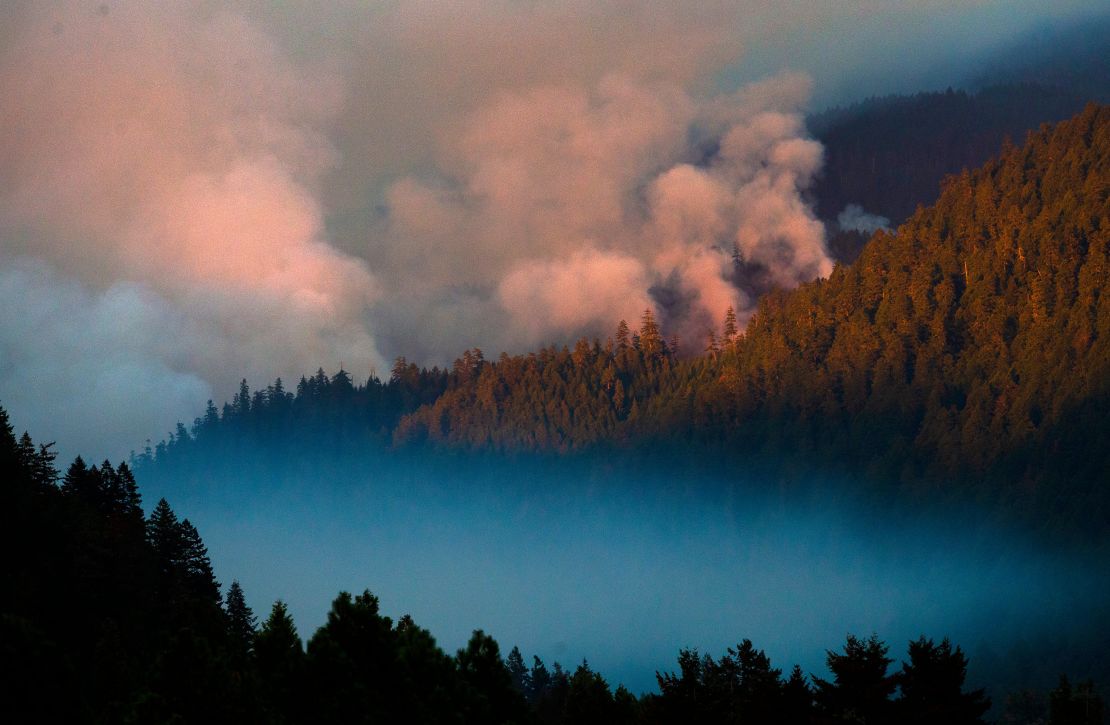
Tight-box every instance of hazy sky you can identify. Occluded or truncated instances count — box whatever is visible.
[1,0,1106,459]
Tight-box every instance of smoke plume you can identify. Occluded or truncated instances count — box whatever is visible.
[1,1,1105,456]
[837,204,892,235]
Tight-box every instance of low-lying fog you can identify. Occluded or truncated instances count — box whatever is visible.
[144,458,1109,696]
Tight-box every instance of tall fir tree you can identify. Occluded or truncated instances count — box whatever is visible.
[225,580,257,659]
[897,637,989,724]
[639,308,664,358]
[255,600,305,722]
[813,634,897,725]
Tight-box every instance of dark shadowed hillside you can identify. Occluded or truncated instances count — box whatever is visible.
[811,84,1093,236]
[811,15,1110,245]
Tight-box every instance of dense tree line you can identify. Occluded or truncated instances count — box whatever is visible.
[134,362,448,476]
[1,406,241,722]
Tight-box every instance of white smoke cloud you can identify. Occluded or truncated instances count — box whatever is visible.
[498,250,654,340]
[382,70,831,350]
[0,2,381,457]
[837,204,893,235]
[0,260,210,461]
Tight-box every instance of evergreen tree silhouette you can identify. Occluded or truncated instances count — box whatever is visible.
[255,600,305,723]
[455,629,528,725]
[506,645,530,696]
[782,664,815,723]
[897,636,989,724]
[225,580,256,659]
[813,634,897,724]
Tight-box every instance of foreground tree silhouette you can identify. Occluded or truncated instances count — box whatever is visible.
[782,664,815,722]
[307,590,398,723]
[392,613,459,724]
[254,600,305,723]
[180,518,221,605]
[652,640,797,723]
[224,580,256,661]
[3,400,1105,721]
[813,634,897,724]
[1050,675,1104,725]
[147,498,185,580]
[897,636,989,724]
[564,660,620,725]
[506,645,531,695]
[456,629,528,724]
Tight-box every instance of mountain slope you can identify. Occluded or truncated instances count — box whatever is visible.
[147,105,1110,533]
[397,104,1110,525]
[660,104,1109,484]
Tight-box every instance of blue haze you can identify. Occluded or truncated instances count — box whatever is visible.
[144,458,1109,696]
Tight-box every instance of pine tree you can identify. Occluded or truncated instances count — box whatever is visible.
[783,664,814,722]
[147,498,184,578]
[456,630,527,724]
[897,637,989,724]
[61,456,94,500]
[16,432,57,490]
[114,462,142,515]
[615,320,631,349]
[723,305,738,344]
[506,645,531,696]
[813,634,897,724]
[16,432,35,472]
[331,368,354,395]
[255,600,305,721]
[225,580,257,659]
[639,308,664,358]
[203,399,220,429]
[564,660,616,725]
[307,590,398,722]
[235,379,251,418]
[529,655,552,703]
[729,639,782,718]
[180,518,221,605]
[0,405,17,470]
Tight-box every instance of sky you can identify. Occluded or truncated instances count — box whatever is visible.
[1,0,1107,460]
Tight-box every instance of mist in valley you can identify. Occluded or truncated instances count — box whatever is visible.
[142,453,1110,698]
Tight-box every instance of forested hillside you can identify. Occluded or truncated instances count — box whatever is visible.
[396,104,1110,531]
[146,105,1110,536]
[639,103,1110,503]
